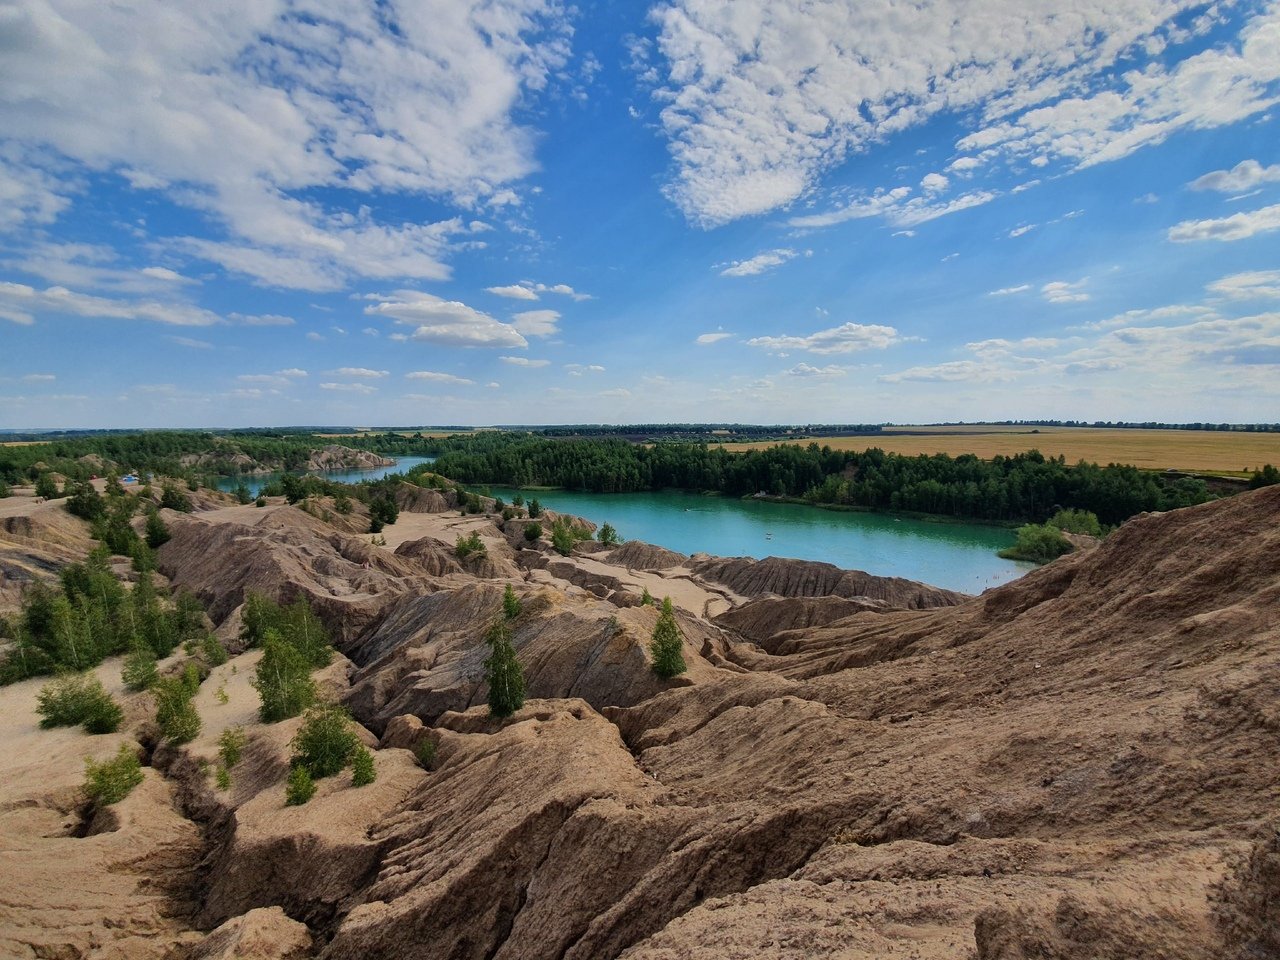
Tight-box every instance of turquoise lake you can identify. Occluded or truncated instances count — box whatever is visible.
[215,456,437,496]
[480,485,1036,594]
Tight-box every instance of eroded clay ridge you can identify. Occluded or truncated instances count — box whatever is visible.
[0,481,1277,959]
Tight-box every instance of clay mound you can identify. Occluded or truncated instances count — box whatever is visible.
[156,513,415,642]
[189,907,312,960]
[393,535,464,577]
[607,540,689,570]
[346,586,724,732]
[393,482,455,514]
[713,595,891,647]
[0,506,96,609]
[1215,821,1280,959]
[691,554,967,608]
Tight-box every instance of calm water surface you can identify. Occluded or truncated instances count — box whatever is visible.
[482,486,1035,594]
[216,455,436,497]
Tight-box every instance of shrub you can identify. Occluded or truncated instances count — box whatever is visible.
[1047,508,1102,537]
[483,619,525,719]
[36,674,122,732]
[35,473,60,500]
[201,634,229,667]
[234,483,252,505]
[122,645,159,691]
[351,745,376,786]
[512,494,524,507]
[253,630,316,723]
[523,522,542,543]
[285,765,315,805]
[1249,464,1280,489]
[240,593,332,668]
[369,495,399,527]
[65,482,105,521]
[551,521,574,556]
[999,523,1074,564]
[160,484,193,513]
[145,509,170,548]
[640,586,654,606]
[215,765,231,790]
[255,495,267,508]
[649,597,687,679]
[153,675,201,743]
[455,531,487,560]
[597,522,620,545]
[218,726,247,768]
[84,745,144,806]
[413,736,437,770]
[527,498,542,518]
[502,584,522,621]
[291,703,360,779]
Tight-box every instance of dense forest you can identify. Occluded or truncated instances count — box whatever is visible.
[407,433,1220,526]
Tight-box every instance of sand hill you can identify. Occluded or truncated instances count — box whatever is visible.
[0,482,1276,958]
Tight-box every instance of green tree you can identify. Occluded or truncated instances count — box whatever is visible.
[523,522,542,542]
[234,482,252,504]
[122,644,159,691]
[502,584,522,621]
[527,498,542,518]
[285,765,315,805]
[640,586,654,606]
[290,703,360,779]
[160,484,193,512]
[65,482,105,521]
[483,619,525,719]
[999,523,1073,564]
[597,522,620,546]
[145,509,171,548]
[253,629,316,723]
[1249,464,1280,489]
[649,597,686,679]
[35,473,60,500]
[219,727,248,768]
[351,745,376,786]
[1047,508,1102,536]
[153,674,201,743]
[84,745,144,806]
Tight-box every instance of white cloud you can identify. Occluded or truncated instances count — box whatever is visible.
[328,367,388,379]
[1189,159,1280,192]
[487,284,541,300]
[0,2,574,286]
[139,266,187,283]
[787,187,909,229]
[921,172,949,195]
[988,284,1031,296]
[720,248,800,277]
[1009,224,1037,238]
[0,280,220,326]
[786,363,845,378]
[511,309,560,337]
[747,321,901,355]
[1042,280,1090,303]
[320,382,377,395]
[233,313,295,326]
[879,360,1015,383]
[648,2,1279,226]
[1207,270,1280,300]
[305,331,325,341]
[500,356,551,367]
[363,291,528,348]
[948,156,983,173]
[696,331,732,344]
[1168,203,1280,242]
[21,373,55,382]
[277,368,308,378]
[405,371,475,385]
[564,363,605,376]
[238,374,288,385]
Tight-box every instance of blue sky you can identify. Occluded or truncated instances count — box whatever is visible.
[1,0,1278,428]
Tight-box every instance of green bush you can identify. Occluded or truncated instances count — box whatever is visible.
[527,498,542,519]
[597,522,620,545]
[239,593,332,667]
[455,531,487,560]
[84,745,144,805]
[1047,508,1102,536]
[999,523,1074,564]
[121,645,159,691]
[502,584,522,621]
[35,473,60,500]
[215,765,231,790]
[145,509,171,548]
[640,586,654,606]
[218,726,247,768]
[65,482,105,521]
[285,765,315,805]
[483,619,525,719]
[153,675,201,743]
[523,522,542,542]
[649,597,687,679]
[290,703,360,779]
[36,674,123,732]
[1249,464,1279,489]
[200,634,229,666]
[160,484,193,513]
[351,745,376,787]
[253,630,316,723]
[413,736,437,770]
[234,483,253,505]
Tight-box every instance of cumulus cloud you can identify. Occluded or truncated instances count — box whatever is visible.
[233,313,295,326]
[486,284,541,300]
[277,368,307,378]
[1189,159,1280,192]
[1167,203,1280,242]
[921,173,949,195]
[405,371,475,385]
[0,2,574,287]
[320,382,377,394]
[511,309,561,337]
[1042,280,1090,303]
[786,363,845,378]
[485,281,591,301]
[696,331,732,344]
[1207,270,1280,300]
[363,291,528,348]
[564,363,605,375]
[500,356,551,367]
[328,367,388,379]
[720,248,801,277]
[647,0,1271,226]
[0,280,220,326]
[747,322,900,355]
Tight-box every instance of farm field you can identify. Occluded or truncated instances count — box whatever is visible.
[718,426,1280,474]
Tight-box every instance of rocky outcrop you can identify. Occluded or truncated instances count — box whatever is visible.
[305,445,395,472]
[187,907,313,960]
[607,540,689,570]
[712,594,891,647]
[690,554,967,608]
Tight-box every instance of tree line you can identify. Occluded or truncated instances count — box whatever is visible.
[407,433,1226,526]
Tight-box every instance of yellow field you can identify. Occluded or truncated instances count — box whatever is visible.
[717,426,1280,474]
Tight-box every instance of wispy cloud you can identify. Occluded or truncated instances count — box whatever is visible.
[747,322,901,355]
